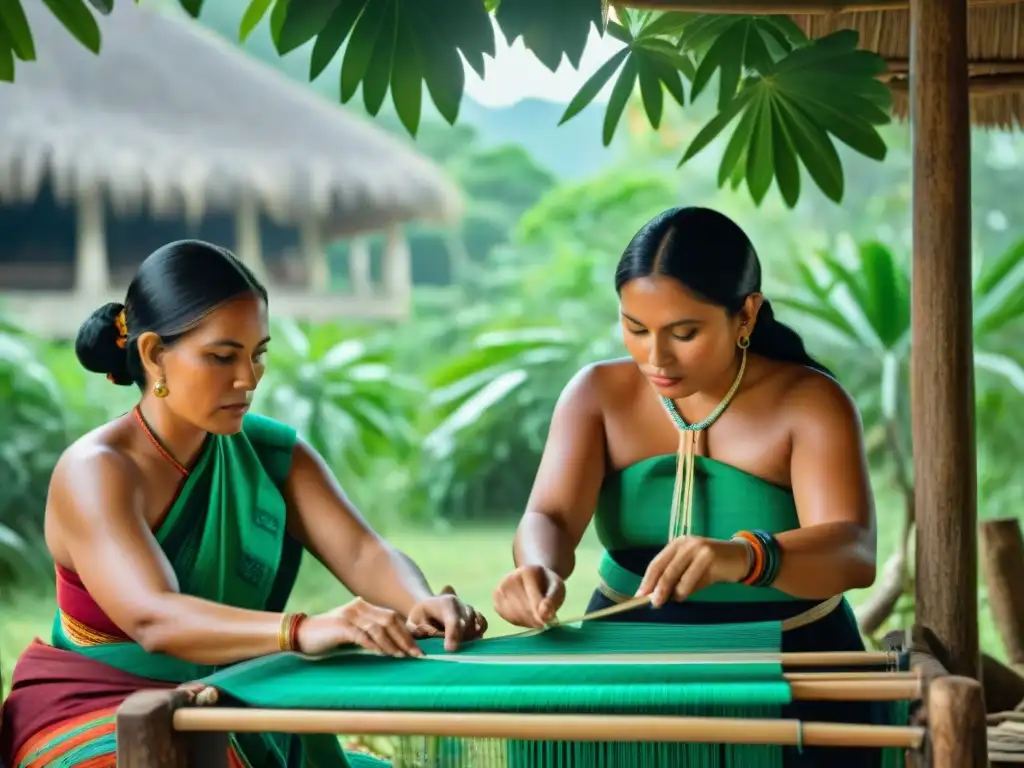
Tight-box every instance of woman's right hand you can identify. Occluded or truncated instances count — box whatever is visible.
[492,565,566,628]
[297,597,425,658]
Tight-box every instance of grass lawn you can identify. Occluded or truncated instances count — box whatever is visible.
[1,523,1007,698]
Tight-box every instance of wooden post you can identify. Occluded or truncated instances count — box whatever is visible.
[349,237,372,297]
[116,689,228,768]
[928,676,988,768]
[299,214,330,292]
[980,518,1024,668]
[383,225,412,302]
[909,0,979,680]
[981,653,1024,714]
[74,183,109,294]
[234,192,267,283]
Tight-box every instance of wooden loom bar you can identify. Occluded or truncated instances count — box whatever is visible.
[928,676,988,768]
[186,675,919,706]
[611,0,1013,13]
[980,518,1024,668]
[352,649,901,666]
[909,0,980,682]
[171,707,926,748]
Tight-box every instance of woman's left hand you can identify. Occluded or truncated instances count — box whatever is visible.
[406,586,488,652]
[636,537,751,608]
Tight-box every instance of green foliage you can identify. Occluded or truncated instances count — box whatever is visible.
[1,1,891,209]
[253,318,421,479]
[0,320,78,584]
[773,237,1024,510]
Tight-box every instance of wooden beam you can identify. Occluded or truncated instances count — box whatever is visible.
[234,192,268,284]
[910,0,980,681]
[348,237,373,297]
[116,689,228,768]
[886,60,1024,78]
[612,0,1013,13]
[927,676,988,768]
[980,518,1024,668]
[383,225,412,302]
[888,74,1024,95]
[74,183,109,295]
[299,214,329,292]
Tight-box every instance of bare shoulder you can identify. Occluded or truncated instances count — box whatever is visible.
[560,357,643,412]
[50,419,142,517]
[773,365,863,435]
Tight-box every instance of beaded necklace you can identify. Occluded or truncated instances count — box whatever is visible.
[133,405,191,477]
[659,347,747,541]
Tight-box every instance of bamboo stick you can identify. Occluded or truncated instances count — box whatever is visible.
[789,678,919,700]
[173,708,925,748]
[415,650,899,666]
[785,671,917,681]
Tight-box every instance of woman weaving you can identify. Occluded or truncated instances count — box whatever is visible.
[493,207,881,766]
[0,240,486,768]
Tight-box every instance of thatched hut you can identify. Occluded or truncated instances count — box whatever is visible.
[0,1,462,336]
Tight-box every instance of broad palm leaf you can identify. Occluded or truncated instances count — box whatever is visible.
[253,319,421,481]
[0,318,74,583]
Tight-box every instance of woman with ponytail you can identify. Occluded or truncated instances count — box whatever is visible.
[493,207,880,766]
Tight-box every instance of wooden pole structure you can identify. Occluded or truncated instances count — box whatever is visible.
[116,689,228,768]
[980,518,1024,669]
[927,676,988,767]
[909,0,980,681]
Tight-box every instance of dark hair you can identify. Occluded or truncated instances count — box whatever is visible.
[75,240,268,388]
[615,207,831,376]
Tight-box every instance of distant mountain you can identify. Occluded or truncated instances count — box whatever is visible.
[457,97,618,179]
[191,1,618,179]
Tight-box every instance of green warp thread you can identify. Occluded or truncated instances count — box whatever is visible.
[200,621,908,768]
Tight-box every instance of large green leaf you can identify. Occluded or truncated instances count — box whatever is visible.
[8,3,894,210]
[42,0,101,54]
[0,0,35,61]
[495,0,604,71]
[974,238,1024,337]
[679,29,890,206]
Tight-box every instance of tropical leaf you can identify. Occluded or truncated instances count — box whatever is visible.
[41,0,101,54]
[0,0,35,61]
[495,0,605,71]
[8,2,892,209]
[253,319,421,477]
[679,29,890,205]
[974,238,1024,337]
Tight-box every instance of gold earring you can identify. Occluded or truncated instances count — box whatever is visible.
[737,335,750,350]
[153,379,169,398]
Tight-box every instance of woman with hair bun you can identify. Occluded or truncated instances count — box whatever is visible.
[0,240,486,768]
[493,207,882,766]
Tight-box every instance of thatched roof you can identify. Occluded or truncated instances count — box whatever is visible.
[620,1,1024,131]
[792,0,1024,130]
[0,2,462,234]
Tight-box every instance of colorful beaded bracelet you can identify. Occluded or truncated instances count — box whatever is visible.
[732,530,782,588]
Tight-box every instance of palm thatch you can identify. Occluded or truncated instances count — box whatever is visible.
[619,0,1024,130]
[0,2,462,235]
[792,1,1024,130]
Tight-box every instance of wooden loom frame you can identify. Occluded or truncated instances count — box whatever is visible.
[115,635,982,768]
[114,0,996,766]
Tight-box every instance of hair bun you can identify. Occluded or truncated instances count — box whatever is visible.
[75,302,133,386]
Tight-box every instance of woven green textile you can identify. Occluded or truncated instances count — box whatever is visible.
[202,621,793,768]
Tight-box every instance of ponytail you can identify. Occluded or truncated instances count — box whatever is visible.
[748,300,834,378]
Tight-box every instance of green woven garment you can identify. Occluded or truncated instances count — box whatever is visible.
[200,620,908,768]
